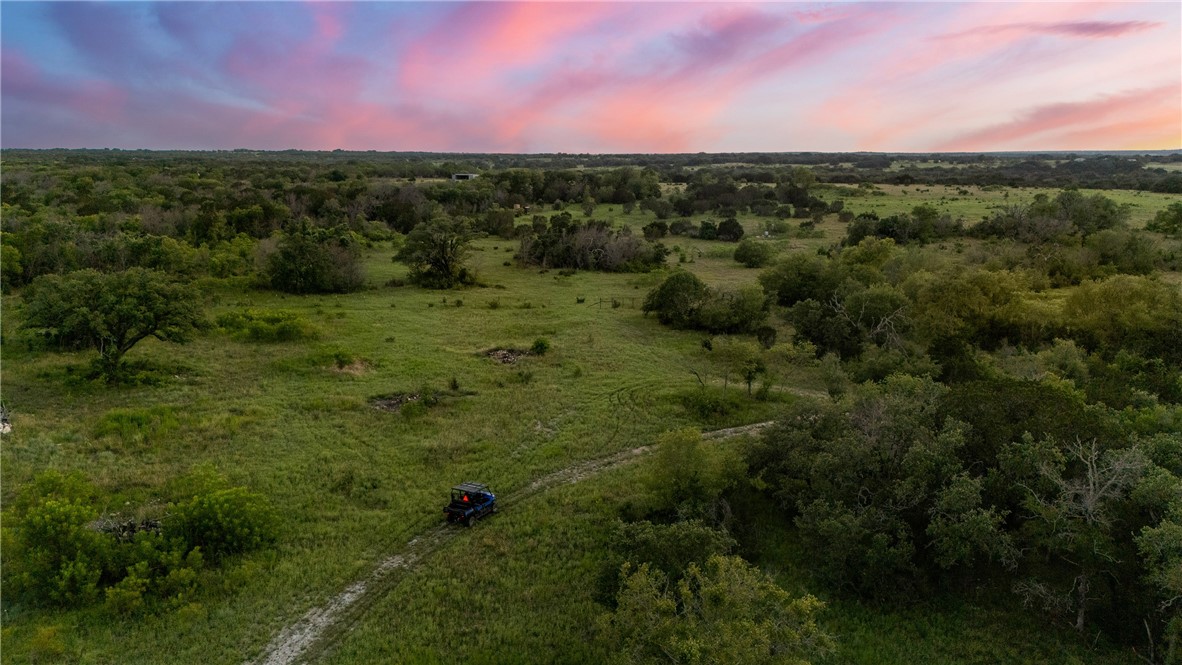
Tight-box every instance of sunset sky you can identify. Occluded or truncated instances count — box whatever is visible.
[2,1,1179,153]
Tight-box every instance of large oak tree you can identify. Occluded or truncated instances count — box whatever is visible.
[22,268,205,380]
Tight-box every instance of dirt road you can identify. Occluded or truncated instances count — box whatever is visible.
[248,420,775,665]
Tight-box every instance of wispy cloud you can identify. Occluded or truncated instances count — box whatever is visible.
[1,1,1178,151]
[940,20,1160,40]
[935,86,1181,151]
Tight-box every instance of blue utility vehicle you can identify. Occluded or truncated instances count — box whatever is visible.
[443,482,496,526]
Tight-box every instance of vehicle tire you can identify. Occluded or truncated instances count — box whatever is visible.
[464,515,473,527]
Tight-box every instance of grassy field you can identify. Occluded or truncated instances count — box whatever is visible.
[0,236,799,664]
[2,183,1177,664]
[813,183,1179,228]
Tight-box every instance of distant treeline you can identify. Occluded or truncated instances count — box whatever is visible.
[2,151,1179,295]
[4,148,1180,191]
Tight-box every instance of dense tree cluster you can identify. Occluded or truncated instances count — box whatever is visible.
[746,375,1181,652]
[263,222,365,294]
[843,205,964,246]
[598,429,834,664]
[643,271,769,335]
[752,235,1182,397]
[970,190,1130,241]
[518,212,668,273]
[1148,202,1182,237]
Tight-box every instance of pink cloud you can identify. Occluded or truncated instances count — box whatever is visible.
[2,48,128,124]
[5,1,1177,152]
[392,3,780,150]
[472,5,896,152]
[864,3,1122,88]
[397,2,624,103]
[935,86,1181,151]
[807,1,1179,151]
[579,93,726,153]
[217,4,371,121]
[310,3,346,43]
[943,20,1159,40]
[1055,110,1182,150]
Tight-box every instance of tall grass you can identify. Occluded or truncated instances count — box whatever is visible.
[3,182,1170,663]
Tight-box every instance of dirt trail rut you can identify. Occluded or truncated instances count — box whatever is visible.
[248,420,775,665]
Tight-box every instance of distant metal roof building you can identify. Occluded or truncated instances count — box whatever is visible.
[451,173,479,181]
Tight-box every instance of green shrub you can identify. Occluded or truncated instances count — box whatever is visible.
[94,406,179,448]
[217,309,317,343]
[28,625,68,661]
[104,572,149,615]
[599,519,736,602]
[265,222,364,294]
[531,338,551,355]
[678,388,745,424]
[610,519,735,581]
[7,470,99,515]
[695,285,768,335]
[166,487,277,561]
[8,498,114,606]
[733,238,774,268]
[4,471,271,613]
[602,556,832,664]
[644,272,767,334]
[717,217,745,242]
[1147,202,1182,237]
[643,271,709,329]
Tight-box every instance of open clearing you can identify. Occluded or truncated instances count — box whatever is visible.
[250,420,771,665]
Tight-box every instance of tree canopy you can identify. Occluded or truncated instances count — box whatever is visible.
[21,268,205,379]
[395,216,479,288]
[603,555,832,665]
[264,222,364,294]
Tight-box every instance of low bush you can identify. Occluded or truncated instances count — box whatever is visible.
[678,388,745,424]
[216,309,318,343]
[165,487,278,561]
[643,271,768,334]
[3,472,277,611]
[733,239,774,268]
[6,498,113,606]
[94,406,180,448]
[518,215,668,272]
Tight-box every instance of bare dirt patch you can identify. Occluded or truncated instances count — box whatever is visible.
[368,393,421,412]
[369,389,475,414]
[331,360,372,376]
[485,348,529,364]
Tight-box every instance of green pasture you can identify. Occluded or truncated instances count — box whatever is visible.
[0,240,799,664]
[816,184,1179,228]
[3,180,1177,664]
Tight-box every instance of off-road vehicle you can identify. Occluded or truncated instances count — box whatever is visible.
[443,482,496,526]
